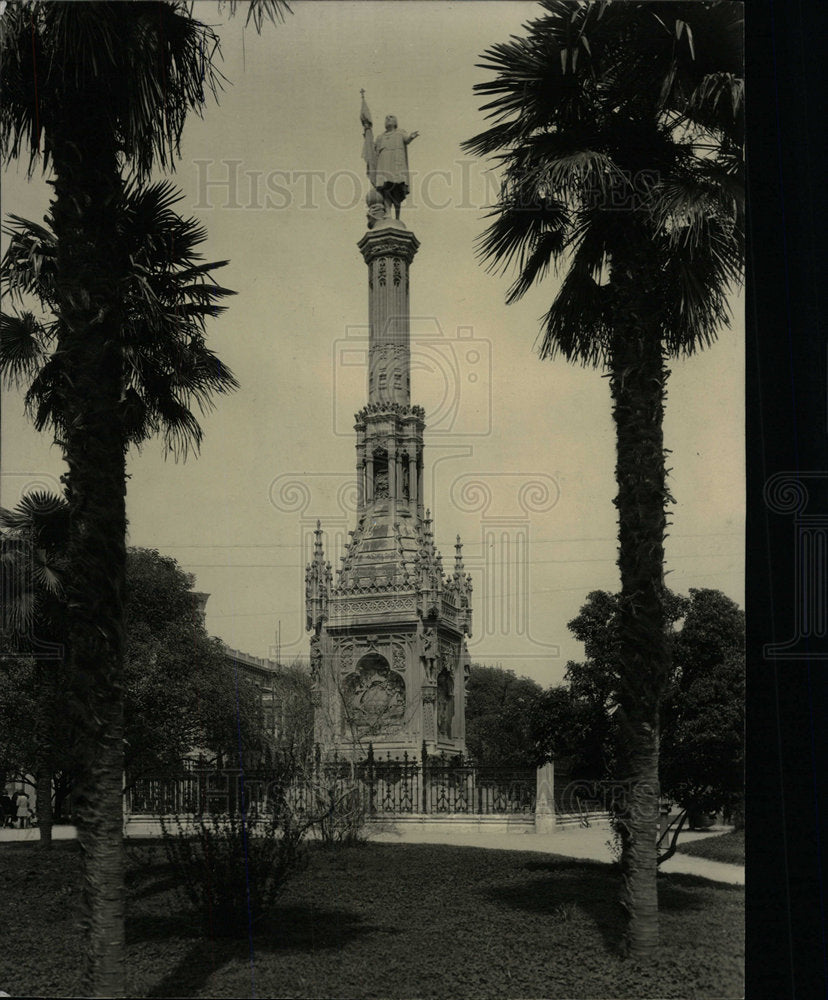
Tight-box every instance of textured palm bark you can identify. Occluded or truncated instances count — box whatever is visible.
[50,100,128,997]
[616,725,661,958]
[35,769,53,848]
[609,274,671,960]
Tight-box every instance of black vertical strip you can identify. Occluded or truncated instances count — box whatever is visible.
[747,0,828,996]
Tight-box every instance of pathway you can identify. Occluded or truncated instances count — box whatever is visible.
[0,822,744,886]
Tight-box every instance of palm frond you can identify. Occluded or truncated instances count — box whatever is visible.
[476,197,568,280]
[5,177,238,452]
[1,212,59,306]
[538,253,612,367]
[224,0,292,30]
[0,312,50,387]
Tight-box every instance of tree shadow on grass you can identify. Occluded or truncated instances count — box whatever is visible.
[657,870,744,907]
[489,860,742,956]
[487,859,627,953]
[136,903,379,998]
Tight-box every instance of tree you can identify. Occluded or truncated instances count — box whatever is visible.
[465,664,544,766]
[534,590,687,781]
[2,181,238,453]
[463,0,743,957]
[660,588,744,826]
[0,528,271,829]
[0,5,233,990]
[123,548,267,778]
[532,673,616,781]
[2,2,290,983]
[0,490,72,846]
[538,586,743,828]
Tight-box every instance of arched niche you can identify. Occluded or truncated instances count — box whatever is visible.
[343,652,406,738]
[372,449,389,499]
[436,668,455,738]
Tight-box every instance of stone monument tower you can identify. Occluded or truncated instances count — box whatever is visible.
[305,97,472,758]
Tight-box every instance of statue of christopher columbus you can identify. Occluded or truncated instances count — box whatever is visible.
[360,90,419,226]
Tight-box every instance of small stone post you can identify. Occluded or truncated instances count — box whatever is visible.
[535,761,556,834]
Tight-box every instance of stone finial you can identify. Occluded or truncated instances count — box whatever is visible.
[454,534,464,575]
[306,521,330,631]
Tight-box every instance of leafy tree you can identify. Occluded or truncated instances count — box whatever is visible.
[0,535,271,824]
[465,664,544,766]
[532,672,615,781]
[123,548,266,778]
[0,490,72,845]
[463,0,743,957]
[660,589,744,825]
[539,587,743,823]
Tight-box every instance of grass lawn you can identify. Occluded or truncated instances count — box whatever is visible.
[0,839,743,998]
[676,829,745,866]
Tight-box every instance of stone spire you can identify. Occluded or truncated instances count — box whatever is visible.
[305,520,331,632]
[308,168,472,757]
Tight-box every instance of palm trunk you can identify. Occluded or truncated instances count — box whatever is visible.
[50,101,128,998]
[609,282,671,960]
[616,723,660,958]
[35,769,53,848]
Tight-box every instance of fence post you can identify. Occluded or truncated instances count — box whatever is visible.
[367,742,376,816]
[535,761,556,834]
[421,741,429,814]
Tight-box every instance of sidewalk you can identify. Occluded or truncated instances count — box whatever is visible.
[0,822,744,885]
[370,824,745,885]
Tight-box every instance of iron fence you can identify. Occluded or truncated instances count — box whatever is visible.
[126,746,537,818]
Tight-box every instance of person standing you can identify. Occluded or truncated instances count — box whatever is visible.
[15,790,30,829]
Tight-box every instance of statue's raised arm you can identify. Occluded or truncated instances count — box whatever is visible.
[360,92,419,225]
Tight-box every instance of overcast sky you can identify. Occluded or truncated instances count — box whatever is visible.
[0,0,744,686]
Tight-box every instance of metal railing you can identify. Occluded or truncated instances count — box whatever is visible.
[126,745,538,818]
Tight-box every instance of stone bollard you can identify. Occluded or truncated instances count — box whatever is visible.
[534,761,556,834]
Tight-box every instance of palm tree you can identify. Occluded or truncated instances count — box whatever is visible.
[1,2,286,991]
[2,182,238,832]
[463,0,743,958]
[1,178,239,838]
[2,180,238,453]
[0,489,71,848]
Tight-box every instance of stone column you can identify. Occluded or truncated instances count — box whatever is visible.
[366,453,374,502]
[356,441,365,510]
[421,684,437,745]
[358,223,420,408]
[388,438,397,501]
[535,762,556,834]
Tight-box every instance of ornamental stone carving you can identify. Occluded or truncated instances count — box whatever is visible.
[308,151,468,756]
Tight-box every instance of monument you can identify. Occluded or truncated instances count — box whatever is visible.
[306,95,472,757]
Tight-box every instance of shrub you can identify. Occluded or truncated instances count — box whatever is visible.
[159,794,308,938]
[309,777,370,847]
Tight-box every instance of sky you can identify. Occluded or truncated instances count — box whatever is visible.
[0,0,744,687]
